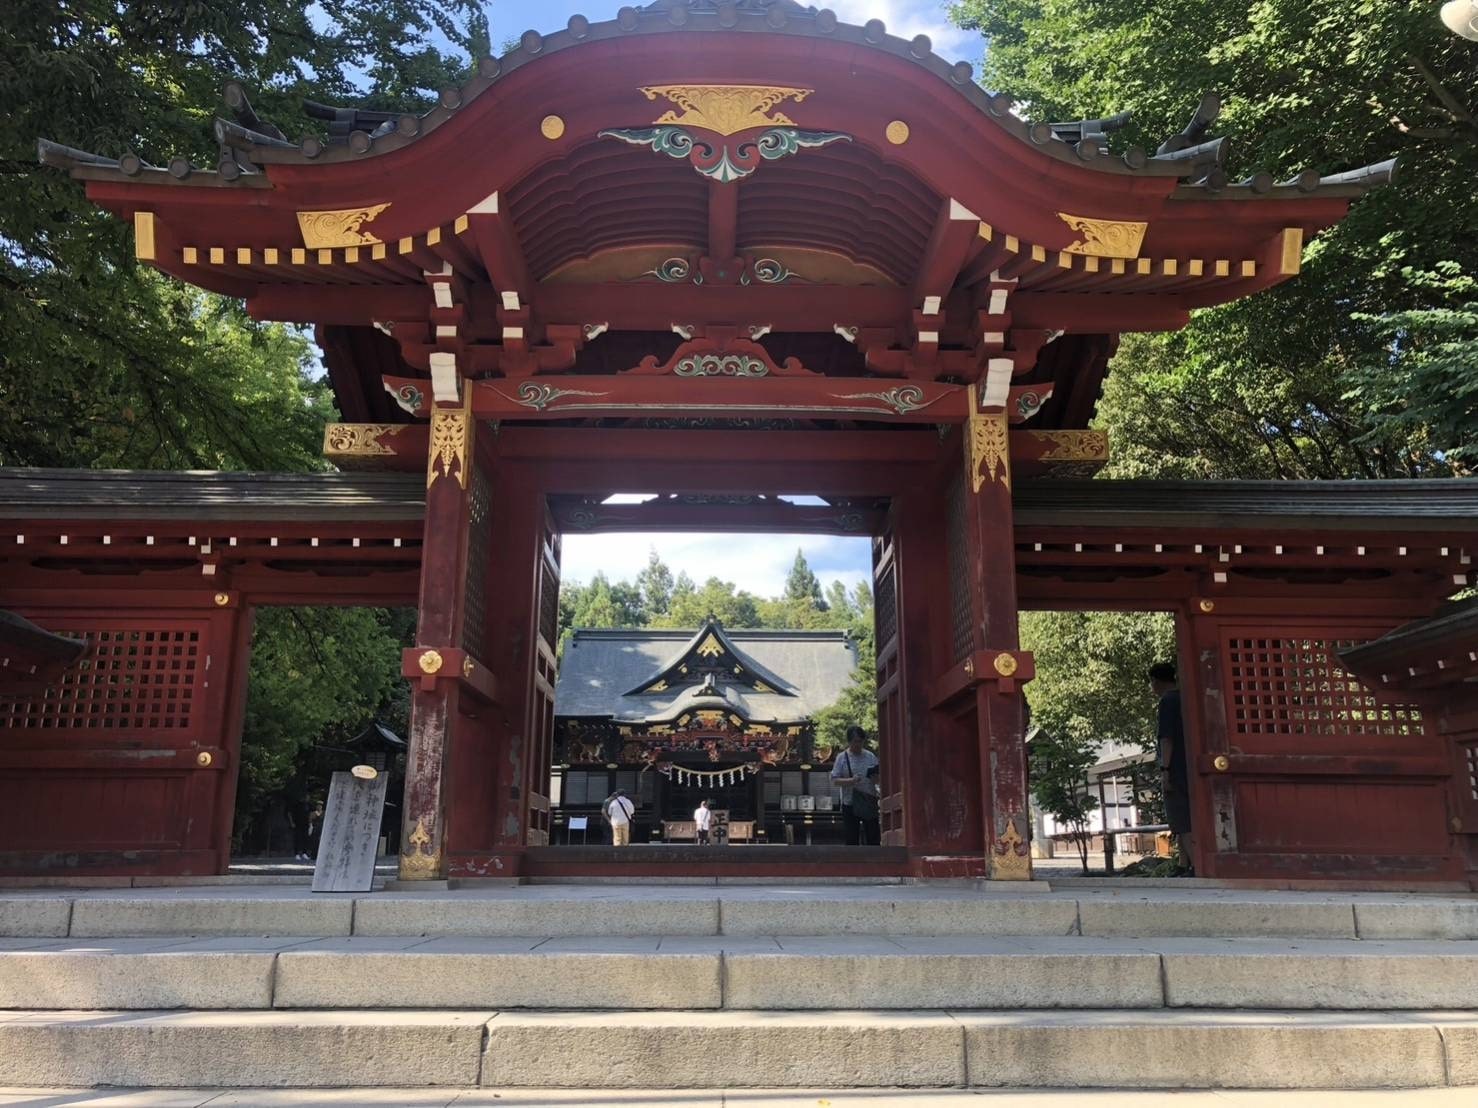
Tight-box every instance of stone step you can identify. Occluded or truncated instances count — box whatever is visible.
[3,935,1478,1011]
[4,886,1477,940]
[5,1089,1477,1107]
[0,1008,1474,1089]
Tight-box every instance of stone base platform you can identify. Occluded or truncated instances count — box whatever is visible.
[3,1089,1477,1107]
[2,884,1475,1093]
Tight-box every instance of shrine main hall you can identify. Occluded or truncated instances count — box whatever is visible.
[4,0,1476,886]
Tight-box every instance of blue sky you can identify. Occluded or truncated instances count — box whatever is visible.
[487,1,984,65]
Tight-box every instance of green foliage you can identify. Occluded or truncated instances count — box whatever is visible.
[635,548,675,616]
[235,607,413,846]
[1028,726,1100,873]
[953,0,1478,475]
[2,0,487,470]
[784,549,826,607]
[1021,610,1177,754]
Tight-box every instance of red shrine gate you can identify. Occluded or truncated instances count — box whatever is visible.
[8,0,1476,884]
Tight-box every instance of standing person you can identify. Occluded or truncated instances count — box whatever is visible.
[694,798,712,845]
[1149,663,1194,874]
[604,788,636,847]
[830,725,881,846]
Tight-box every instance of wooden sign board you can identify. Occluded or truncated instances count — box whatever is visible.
[312,770,389,893]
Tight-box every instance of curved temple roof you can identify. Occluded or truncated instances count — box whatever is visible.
[36,0,1400,433]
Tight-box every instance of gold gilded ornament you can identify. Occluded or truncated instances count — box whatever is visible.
[990,815,1032,880]
[697,633,725,657]
[1199,600,1216,613]
[462,657,475,678]
[1213,755,1231,772]
[426,397,473,489]
[966,389,1011,492]
[196,751,214,767]
[213,592,230,607]
[885,120,910,145]
[324,423,403,458]
[296,203,391,249]
[418,649,444,675]
[1057,213,1148,258]
[1036,430,1110,463]
[541,114,566,140]
[642,85,813,135]
[993,653,1019,677]
[400,817,442,880]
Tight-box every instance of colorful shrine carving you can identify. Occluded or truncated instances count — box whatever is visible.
[7,0,1474,885]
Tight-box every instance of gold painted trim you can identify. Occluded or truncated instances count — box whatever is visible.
[1279,227,1303,275]
[133,212,156,261]
[400,817,443,880]
[641,84,813,136]
[990,815,1032,880]
[1058,212,1148,258]
[426,394,473,489]
[966,385,1011,492]
[295,203,391,249]
[1033,430,1110,463]
[323,423,404,458]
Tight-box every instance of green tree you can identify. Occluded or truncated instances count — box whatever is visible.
[635,549,675,616]
[656,575,763,629]
[2,0,490,470]
[1020,610,1177,755]
[784,549,827,608]
[953,0,1478,473]
[1029,727,1101,874]
[235,606,413,847]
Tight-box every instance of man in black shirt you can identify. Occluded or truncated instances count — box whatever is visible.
[1149,662,1194,873]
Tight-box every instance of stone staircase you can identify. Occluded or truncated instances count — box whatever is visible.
[1,885,1477,1092]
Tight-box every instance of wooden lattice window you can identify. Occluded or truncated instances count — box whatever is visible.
[945,474,974,663]
[0,625,203,732]
[1224,635,1423,738]
[1466,745,1478,803]
[461,465,492,663]
[874,556,898,650]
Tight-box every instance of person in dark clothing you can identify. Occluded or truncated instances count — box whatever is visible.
[1149,662,1194,873]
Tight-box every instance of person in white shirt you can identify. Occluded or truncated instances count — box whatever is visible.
[830,725,881,845]
[604,789,636,846]
[693,799,713,845]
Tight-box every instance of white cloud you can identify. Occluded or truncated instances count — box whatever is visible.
[826,0,985,65]
[560,532,873,598]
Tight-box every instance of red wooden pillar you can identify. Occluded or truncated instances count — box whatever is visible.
[398,396,495,880]
[961,394,1034,880]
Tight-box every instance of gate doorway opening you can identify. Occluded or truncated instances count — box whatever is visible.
[229,605,415,873]
[546,509,885,856]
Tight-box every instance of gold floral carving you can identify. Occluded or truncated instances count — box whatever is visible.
[418,649,444,675]
[1036,430,1109,463]
[426,398,472,489]
[323,423,403,458]
[296,203,391,249]
[1057,213,1148,258]
[885,120,911,145]
[642,85,813,136]
[967,396,1011,493]
[400,817,442,880]
[990,815,1032,881]
[993,653,1019,677]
